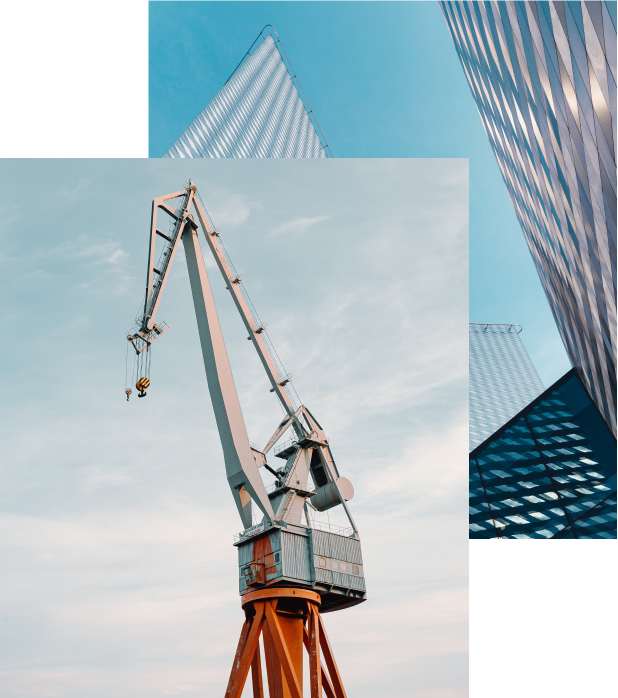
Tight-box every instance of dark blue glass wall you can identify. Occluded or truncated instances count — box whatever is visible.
[470,369,616,539]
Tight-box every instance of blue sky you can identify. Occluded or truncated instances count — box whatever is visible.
[149,0,572,386]
[0,158,467,698]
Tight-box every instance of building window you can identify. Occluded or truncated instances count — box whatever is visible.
[470,370,616,539]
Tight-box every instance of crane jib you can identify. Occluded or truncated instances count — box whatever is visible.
[124,181,364,616]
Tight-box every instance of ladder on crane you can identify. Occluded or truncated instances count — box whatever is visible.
[126,181,366,698]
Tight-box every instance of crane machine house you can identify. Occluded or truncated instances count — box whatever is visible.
[126,181,366,614]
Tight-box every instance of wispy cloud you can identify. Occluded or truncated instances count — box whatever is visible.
[268,214,330,238]
[81,466,138,493]
[43,235,130,268]
[56,177,90,199]
[209,192,253,227]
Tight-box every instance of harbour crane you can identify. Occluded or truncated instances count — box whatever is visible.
[126,182,366,698]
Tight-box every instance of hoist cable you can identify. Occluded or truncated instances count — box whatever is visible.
[125,339,129,390]
[194,186,303,411]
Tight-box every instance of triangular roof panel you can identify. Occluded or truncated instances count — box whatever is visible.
[163,34,328,159]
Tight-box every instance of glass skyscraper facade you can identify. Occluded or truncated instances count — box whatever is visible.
[470,368,617,539]
[442,1,617,437]
[470,323,545,451]
[162,34,327,159]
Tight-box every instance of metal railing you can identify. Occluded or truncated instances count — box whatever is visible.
[309,520,354,538]
[286,514,354,538]
[265,480,314,495]
[274,438,298,456]
[470,323,522,334]
[234,521,268,542]
[233,513,353,540]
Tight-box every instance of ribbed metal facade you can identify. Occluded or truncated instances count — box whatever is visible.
[442,1,617,436]
[314,567,366,592]
[235,525,366,601]
[310,529,364,565]
[280,530,312,582]
[162,35,327,159]
[470,323,545,451]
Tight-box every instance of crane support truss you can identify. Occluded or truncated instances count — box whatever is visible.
[225,588,348,698]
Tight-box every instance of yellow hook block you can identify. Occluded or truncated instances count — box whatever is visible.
[136,377,150,398]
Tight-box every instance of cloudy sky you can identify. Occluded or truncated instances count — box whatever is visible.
[0,159,468,697]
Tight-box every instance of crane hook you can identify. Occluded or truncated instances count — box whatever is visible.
[136,377,150,398]
[125,389,132,402]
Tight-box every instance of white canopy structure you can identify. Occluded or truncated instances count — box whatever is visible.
[162,30,330,159]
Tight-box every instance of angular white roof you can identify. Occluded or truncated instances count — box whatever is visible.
[163,35,327,159]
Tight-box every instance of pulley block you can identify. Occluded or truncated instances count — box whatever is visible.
[136,377,150,398]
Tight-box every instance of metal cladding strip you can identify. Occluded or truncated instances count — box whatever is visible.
[163,35,327,159]
[170,48,278,158]
[469,324,545,452]
[315,568,331,584]
[310,530,331,558]
[342,537,363,565]
[239,542,253,566]
[281,531,312,581]
[171,45,280,158]
[314,568,366,591]
[206,49,288,157]
[329,535,348,563]
[441,1,617,436]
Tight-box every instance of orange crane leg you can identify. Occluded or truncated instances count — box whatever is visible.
[224,588,348,698]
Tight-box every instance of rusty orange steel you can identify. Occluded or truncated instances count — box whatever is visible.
[226,588,347,698]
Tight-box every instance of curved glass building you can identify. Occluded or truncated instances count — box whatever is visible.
[442,1,617,436]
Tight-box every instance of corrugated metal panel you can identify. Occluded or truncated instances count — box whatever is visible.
[343,537,363,564]
[348,574,366,591]
[238,540,253,566]
[310,530,331,558]
[162,35,327,160]
[329,534,347,562]
[331,571,366,591]
[314,567,333,584]
[332,571,348,588]
[281,531,312,583]
[312,531,363,564]
[269,529,281,553]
